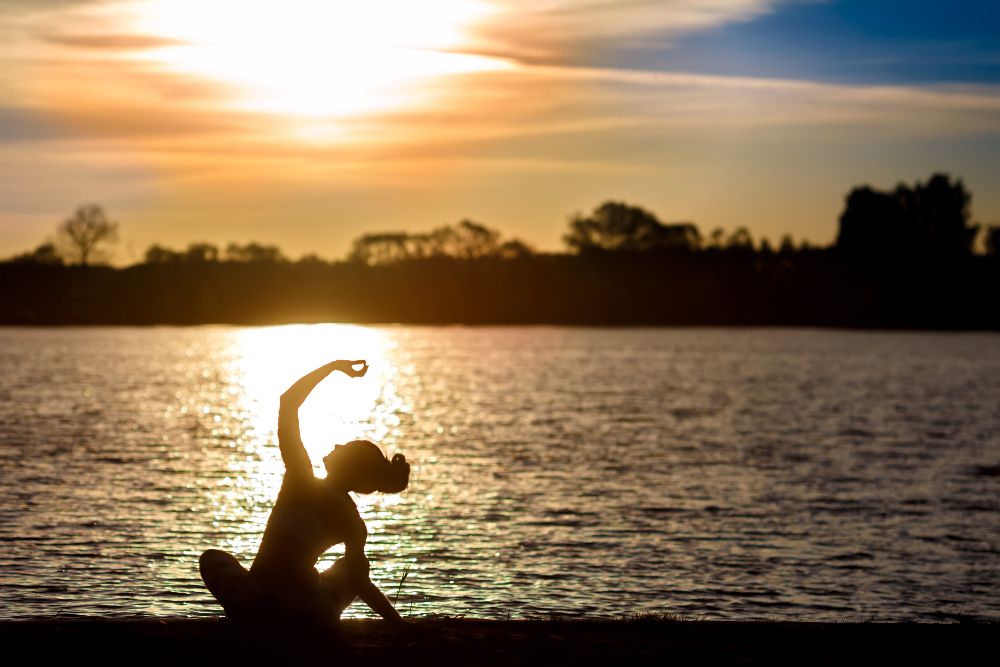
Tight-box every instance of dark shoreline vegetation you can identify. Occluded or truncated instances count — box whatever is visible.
[2,618,997,666]
[4,173,998,328]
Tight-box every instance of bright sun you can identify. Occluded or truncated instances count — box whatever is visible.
[130,0,507,117]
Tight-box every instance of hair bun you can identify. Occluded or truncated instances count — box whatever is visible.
[380,453,410,494]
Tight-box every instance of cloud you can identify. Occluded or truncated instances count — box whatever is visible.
[328,67,1000,153]
[43,33,188,50]
[7,59,1000,158]
[467,0,789,60]
[0,0,111,12]
[0,105,69,141]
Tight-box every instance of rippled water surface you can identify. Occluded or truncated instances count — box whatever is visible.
[1,326,999,621]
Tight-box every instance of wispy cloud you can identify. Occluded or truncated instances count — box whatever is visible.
[11,63,999,178]
[467,0,788,60]
[43,33,188,49]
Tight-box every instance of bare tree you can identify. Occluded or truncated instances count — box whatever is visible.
[58,204,119,266]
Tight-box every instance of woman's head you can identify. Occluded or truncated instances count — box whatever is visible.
[323,440,409,494]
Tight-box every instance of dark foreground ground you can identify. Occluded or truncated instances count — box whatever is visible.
[2,618,997,666]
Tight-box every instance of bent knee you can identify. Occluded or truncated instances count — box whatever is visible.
[199,549,247,596]
[200,549,238,575]
[199,548,229,565]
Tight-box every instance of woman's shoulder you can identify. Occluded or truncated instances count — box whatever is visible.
[321,482,366,530]
[275,467,321,501]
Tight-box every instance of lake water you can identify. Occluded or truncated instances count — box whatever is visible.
[1,326,998,622]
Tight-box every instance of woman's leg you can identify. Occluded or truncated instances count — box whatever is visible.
[199,549,249,616]
[318,558,358,619]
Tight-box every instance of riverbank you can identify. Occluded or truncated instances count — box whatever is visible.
[2,618,996,665]
[4,250,998,329]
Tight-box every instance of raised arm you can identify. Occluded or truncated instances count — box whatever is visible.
[277,359,368,478]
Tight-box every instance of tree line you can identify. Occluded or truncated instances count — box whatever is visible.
[2,173,998,328]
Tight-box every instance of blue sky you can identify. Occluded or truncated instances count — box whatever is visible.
[599,0,1000,84]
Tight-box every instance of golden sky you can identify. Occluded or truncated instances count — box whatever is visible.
[2,0,1000,262]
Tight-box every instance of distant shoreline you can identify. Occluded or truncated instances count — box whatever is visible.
[3,618,996,665]
[2,322,1000,334]
[3,251,999,330]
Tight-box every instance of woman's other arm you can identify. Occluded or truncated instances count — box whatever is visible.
[344,538,405,625]
[278,359,369,478]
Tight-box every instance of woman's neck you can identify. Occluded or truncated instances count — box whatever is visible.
[324,475,351,498]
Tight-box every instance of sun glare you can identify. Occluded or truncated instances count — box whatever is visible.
[130,0,507,117]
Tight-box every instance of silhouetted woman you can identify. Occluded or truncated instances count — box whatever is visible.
[199,359,410,627]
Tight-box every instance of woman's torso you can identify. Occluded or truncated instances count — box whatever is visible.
[249,473,365,589]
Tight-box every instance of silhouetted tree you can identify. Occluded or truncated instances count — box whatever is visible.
[427,220,501,259]
[497,239,534,259]
[726,227,753,249]
[6,243,63,265]
[58,204,118,265]
[901,174,977,256]
[708,228,725,248]
[297,253,329,266]
[779,235,795,254]
[145,242,220,264]
[226,242,285,263]
[837,173,978,266]
[564,201,700,252]
[348,221,529,265]
[348,233,412,265]
[145,245,182,264]
[837,186,900,264]
[985,225,1000,257]
[184,243,219,262]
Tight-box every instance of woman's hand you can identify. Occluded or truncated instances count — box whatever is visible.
[280,360,368,411]
[334,359,368,378]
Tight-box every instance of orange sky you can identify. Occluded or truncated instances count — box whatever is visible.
[2,0,999,263]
